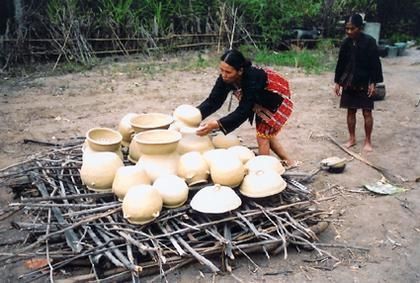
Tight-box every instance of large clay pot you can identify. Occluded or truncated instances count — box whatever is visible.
[153,174,189,208]
[82,141,124,161]
[80,152,124,192]
[138,152,180,182]
[173,104,202,126]
[240,170,287,198]
[112,165,152,201]
[136,129,182,182]
[122,185,163,225]
[177,151,209,186]
[245,155,285,175]
[177,126,214,154]
[190,184,242,214]
[130,113,173,133]
[86,127,122,152]
[210,154,245,187]
[227,145,255,164]
[212,133,241,149]
[118,113,138,147]
[135,129,182,155]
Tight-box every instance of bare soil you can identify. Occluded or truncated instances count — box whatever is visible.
[0,48,419,282]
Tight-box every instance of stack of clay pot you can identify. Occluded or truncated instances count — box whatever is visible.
[81,107,290,226]
[128,113,174,163]
[80,127,124,192]
[135,129,182,182]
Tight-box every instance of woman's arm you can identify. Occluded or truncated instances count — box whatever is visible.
[197,76,230,120]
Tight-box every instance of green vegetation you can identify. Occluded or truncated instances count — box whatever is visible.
[239,40,337,74]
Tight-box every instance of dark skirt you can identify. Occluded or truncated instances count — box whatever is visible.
[340,87,374,110]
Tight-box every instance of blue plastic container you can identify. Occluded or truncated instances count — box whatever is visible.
[394,42,407,56]
[387,45,398,57]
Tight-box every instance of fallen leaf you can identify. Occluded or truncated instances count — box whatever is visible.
[24,258,50,269]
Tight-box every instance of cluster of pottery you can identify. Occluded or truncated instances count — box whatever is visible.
[80,104,288,225]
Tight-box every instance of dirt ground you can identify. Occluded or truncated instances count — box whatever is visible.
[0,47,419,283]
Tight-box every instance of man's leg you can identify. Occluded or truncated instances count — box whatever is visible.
[362,109,373,151]
[345,108,357,148]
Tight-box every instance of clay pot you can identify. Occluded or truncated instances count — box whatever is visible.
[177,151,209,186]
[82,141,124,161]
[128,133,142,163]
[122,185,163,225]
[112,165,152,201]
[190,184,241,214]
[138,152,180,182]
[153,174,189,208]
[240,170,287,198]
[173,104,202,126]
[80,152,124,192]
[212,133,241,149]
[86,127,122,152]
[168,120,188,132]
[210,154,245,187]
[245,155,285,175]
[135,129,182,181]
[177,126,214,154]
[202,149,229,167]
[130,113,173,133]
[227,145,255,164]
[118,113,138,147]
[135,129,182,155]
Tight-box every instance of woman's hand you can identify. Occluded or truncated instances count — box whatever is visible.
[196,120,219,136]
[334,83,342,96]
[368,83,376,97]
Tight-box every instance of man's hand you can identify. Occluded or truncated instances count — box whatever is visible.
[334,83,342,96]
[196,120,219,136]
[368,83,376,97]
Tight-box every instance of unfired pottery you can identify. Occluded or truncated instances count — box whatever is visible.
[86,127,122,152]
[135,129,182,155]
[177,126,214,154]
[118,113,138,147]
[153,174,189,208]
[212,133,241,149]
[80,151,124,192]
[173,104,202,126]
[122,185,163,225]
[177,151,209,185]
[130,113,173,133]
[82,141,124,161]
[240,170,286,198]
[245,155,285,175]
[112,165,152,201]
[190,184,242,214]
[209,154,245,187]
[227,145,256,164]
[135,129,182,182]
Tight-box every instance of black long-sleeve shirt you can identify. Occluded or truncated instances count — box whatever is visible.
[197,66,283,134]
[334,32,383,86]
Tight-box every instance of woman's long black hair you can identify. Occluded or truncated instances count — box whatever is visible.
[220,49,252,70]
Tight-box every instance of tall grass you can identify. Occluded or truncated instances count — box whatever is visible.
[240,39,337,74]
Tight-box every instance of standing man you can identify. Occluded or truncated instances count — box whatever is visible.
[334,13,383,152]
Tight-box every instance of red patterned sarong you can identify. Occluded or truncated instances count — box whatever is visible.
[255,68,293,139]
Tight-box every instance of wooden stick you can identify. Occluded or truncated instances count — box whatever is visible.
[326,134,401,183]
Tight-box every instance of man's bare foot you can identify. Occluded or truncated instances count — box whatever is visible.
[344,140,356,148]
[363,143,373,152]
